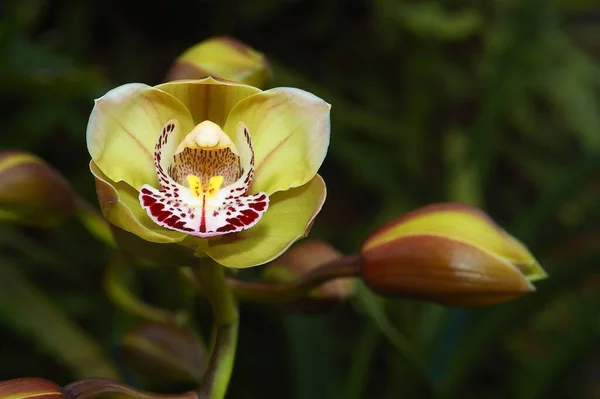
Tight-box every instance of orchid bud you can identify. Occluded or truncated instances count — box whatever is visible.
[120,322,206,385]
[262,240,355,312]
[0,378,63,399]
[165,36,271,87]
[63,378,197,399]
[360,203,547,307]
[0,151,75,227]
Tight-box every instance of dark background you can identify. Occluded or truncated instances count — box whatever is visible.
[1,0,599,398]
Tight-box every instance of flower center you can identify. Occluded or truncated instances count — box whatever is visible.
[167,120,242,200]
[139,119,269,238]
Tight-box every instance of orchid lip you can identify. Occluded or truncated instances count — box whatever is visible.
[138,119,269,238]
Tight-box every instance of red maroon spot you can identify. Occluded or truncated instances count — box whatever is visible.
[227,218,244,227]
[238,209,258,225]
[157,211,172,222]
[149,203,173,222]
[216,224,236,233]
[141,195,157,207]
[248,201,266,211]
[150,203,164,212]
[173,221,192,231]
[241,209,257,217]
[164,215,180,226]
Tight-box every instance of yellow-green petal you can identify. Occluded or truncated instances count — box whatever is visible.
[90,161,186,244]
[223,87,331,195]
[156,77,261,127]
[87,84,195,190]
[201,174,327,268]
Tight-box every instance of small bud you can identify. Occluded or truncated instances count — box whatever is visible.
[0,151,75,227]
[165,36,271,88]
[263,240,355,312]
[360,203,547,307]
[63,378,197,399]
[0,378,63,399]
[120,322,207,385]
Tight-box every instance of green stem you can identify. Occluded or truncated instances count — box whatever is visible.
[105,253,188,325]
[198,322,239,399]
[195,263,239,399]
[74,195,116,247]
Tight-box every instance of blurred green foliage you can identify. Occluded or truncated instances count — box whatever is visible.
[1,0,600,398]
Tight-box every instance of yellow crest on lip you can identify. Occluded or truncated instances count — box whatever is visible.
[186,174,224,200]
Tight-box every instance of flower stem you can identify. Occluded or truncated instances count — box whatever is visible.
[229,254,360,303]
[195,262,239,399]
[198,322,239,399]
[184,255,361,304]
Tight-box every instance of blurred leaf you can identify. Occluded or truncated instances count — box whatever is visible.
[511,151,600,245]
[0,0,47,37]
[0,257,118,379]
[342,322,381,399]
[536,30,600,151]
[444,128,483,205]
[469,0,548,190]
[397,2,483,41]
[353,283,435,398]
[514,291,600,399]
[283,315,340,399]
[74,197,116,247]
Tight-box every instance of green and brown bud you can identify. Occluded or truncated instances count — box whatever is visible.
[261,240,355,312]
[120,323,207,386]
[0,378,63,399]
[360,203,547,307]
[0,151,75,227]
[165,36,271,88]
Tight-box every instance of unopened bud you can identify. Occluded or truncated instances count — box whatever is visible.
[165,36,271,88]
[120,322,206,385]
[0,378,63,399]
[360,203,547,307]
[0,151,75,227]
